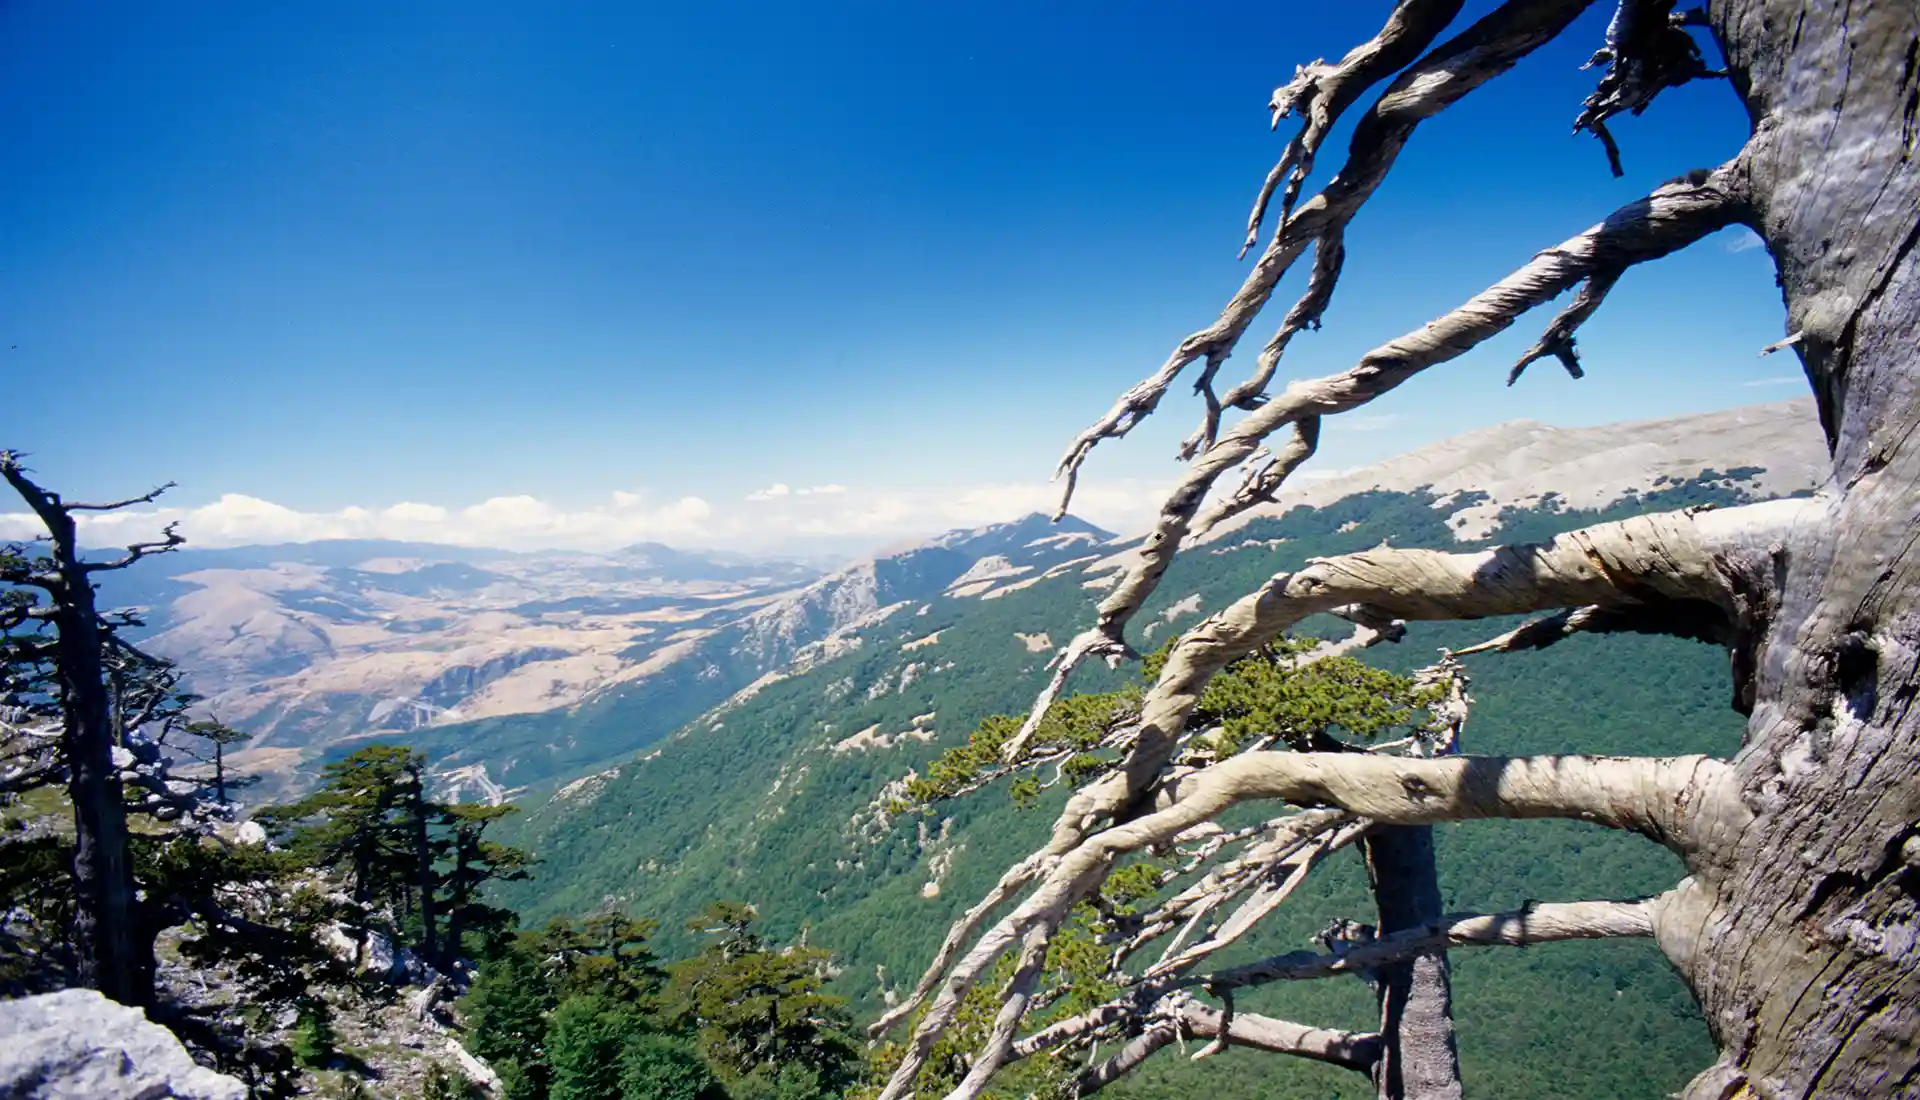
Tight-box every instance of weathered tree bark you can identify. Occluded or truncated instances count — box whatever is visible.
[52,549,143,1006]
[880,4,1920,1097]
[1364,827,1462,1100]
[1656,5,1920,1096]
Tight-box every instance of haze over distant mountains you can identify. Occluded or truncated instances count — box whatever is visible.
[90,398,1825,800]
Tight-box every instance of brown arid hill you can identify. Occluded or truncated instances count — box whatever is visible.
[109,543,817,797]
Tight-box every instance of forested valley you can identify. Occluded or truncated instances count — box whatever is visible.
[3,457,1808,1099]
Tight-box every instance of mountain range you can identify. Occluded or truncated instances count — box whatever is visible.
[96,397,1831,1097]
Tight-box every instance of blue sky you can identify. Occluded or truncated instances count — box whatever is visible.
[0,1,1801,552]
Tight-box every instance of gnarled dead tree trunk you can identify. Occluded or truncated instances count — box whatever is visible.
[876,3,1919,1098]
[1,453,182,1006]
[1666,4,1920,1093]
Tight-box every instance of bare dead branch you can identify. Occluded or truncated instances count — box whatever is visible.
[882,751,1715,1099]
[1507,268,1621,385]
[1100,165,1749,637]
[943,924,1053,1100]
[1574,1,1724,177]
[1207,898,1659,988]
[1241,0,1468,257]
[0,453,70,540]
[875,810,1352,1099]
[1187,417,1321,541]
[868,851,1052,1036]
[1072,994,1383,1094]
[66,483,177,511]
[85,522,185,573]
[1193,240,1345,458]
[1089,497,1810,827]
[1138,821,1368,981]
[1052,0,1597,516]
[902,499,1802,1080]
[1452,600,1732,656]
[1024,162,1751,761]
[1757,330,1804,357]
[1114,810,1356,969]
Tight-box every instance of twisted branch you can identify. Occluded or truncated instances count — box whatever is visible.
[1072,994,1383,1094]
[1021,158,1750,768]
[900,499,1802,1045]
[1053,0,1597,514]
[884,499,1803,1091]
[1507,267,1621,385]
[878,748,1720,1099]
[1240,0,1468,258]
[1209,897,1659,988]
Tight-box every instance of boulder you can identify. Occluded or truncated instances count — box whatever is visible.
[319,923,401,981]
[0,988,247,1099]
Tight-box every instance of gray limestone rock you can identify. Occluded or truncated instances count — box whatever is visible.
[0,989,247,1100]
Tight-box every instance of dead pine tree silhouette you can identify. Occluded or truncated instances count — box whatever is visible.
[871,3,1919,1098]
[2,451,182,1005]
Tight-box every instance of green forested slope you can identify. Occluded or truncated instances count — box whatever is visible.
[498,473,1785,1098]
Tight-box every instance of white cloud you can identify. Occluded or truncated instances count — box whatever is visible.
[1725,227,1767,253]
[747,483,845,502]
[1741,376,1803,388]
[0,487,718,552]
[0,465,1192,555]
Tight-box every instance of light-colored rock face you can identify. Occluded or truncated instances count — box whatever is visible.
[0,988,248,1100]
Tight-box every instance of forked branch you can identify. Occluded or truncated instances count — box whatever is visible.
[878,750,1724,1099]
[1025,160,1751,754]
[1240,0,1468,258]
[1053,0,1598,513]
[1073,995,1383,1094]
[1208,897,1659,988]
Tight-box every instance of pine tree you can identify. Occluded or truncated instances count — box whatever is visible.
[463,941,557,1086]
[1,455,182,1005]
[667,902,859,1098]
[547,994,639,1100]
[180,718,253,806]
[534,913,665,1009]
[617,1033,715,1100]
[263,745,419,913]
[440,802,529,966]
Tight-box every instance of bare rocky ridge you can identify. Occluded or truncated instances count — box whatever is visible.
[1204,398,1825,541]
[1057,400,1827,598]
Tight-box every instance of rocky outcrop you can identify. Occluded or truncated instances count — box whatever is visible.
[0,989,247,1100]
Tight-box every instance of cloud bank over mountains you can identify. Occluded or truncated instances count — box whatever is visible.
[0,478,1169,553]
